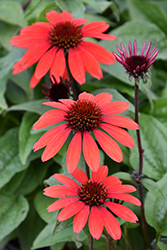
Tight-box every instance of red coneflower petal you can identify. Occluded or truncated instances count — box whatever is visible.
[33,109,65,130]
[99,206,121,240]
[10,35,47,48]
[82,21,110,34]
[47,197,79,212]
[42,127,71,161]
[79,92,94,101]
[83,131,100,172]
[102,116,139,130]
[61,10,73,20]
[71,168,88,184]
[42,101,68,111]
[66,132,82,173]
[73,205,90,233]
[101,123,135,148]
[44,185,77,198]
[103,176,122,188]
[92,165,108,182]
[46,10,63,23]
[30,72,41,88]
[88,206,104,240]
[20,24,51,35]
[12,60,24,74]
[93,92,112,109]
[94,129,123,163]
[101,101,130,115]
[68,48,85,84]
[50,48,66,82]
[107,193,141,206]
[108,185,137,194]
[58,202,85,221]
[59,99,75,106]
[80,41,116,64]
[77,45,103,80]
[105,201,139,223]
[72,18,88,26]
[35,47,57,79]
[53,174,80,188]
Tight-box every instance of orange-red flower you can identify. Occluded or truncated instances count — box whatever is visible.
[33,92,139,172]
[10,10,116,88]
[44,165,141,240]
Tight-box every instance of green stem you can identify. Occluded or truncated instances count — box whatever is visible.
[155,233,161,250]
[89,234,93,250]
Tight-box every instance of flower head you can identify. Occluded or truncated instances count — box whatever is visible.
[10,10,116,88]
[42,76,72,102]
[33,92,139,173]
[113,40,159,80]
[44,165,141,240]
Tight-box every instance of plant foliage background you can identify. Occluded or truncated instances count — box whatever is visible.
[0,0,167,250]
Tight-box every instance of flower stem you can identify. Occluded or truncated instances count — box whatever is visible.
[89,234,93,250]
[134,80,152,250]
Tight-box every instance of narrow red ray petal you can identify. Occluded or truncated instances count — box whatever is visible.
[83,131,100,172]
[82,21,109,33]
[58,202,85,221]
[72,18,88,26]
[47,197,79,212]
[102,116,139,130]
[94,129,123,163]
[10,35,47,48]
[105,201,139,223]
[101,101,130,115]
[68,48,85,84]
[99,206,121,240]
[80,41,116,64]
[59,99,75,106]
[53,174,80,188]
[33,22,53,28]
[101,123,135,148]
[107,193,141,206]
[77,45,102,80]
[42,128,71,161]
[20,24,51,35]
[33,124,68,150]
[88,206,104,240]
[50,48,66,82]
[30,72,41,88]
[35,47,57,79]
[32,109,65,130]
[46,10,63,23]
[103,176,122,188]
[66,132,81,173]
[83,32,117,40]
[12,60,24,74]
[73,205,90,233]
[108,185,137,194]
[42,101,68,111]
[71,168,88,184]
[78,92,94,101]
[93,92,112,109]
[44,185,77,198]
[92,165,108,182]
[61,10,73,20]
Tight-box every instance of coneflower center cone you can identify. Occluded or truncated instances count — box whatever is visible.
[126,55,147,73]
[49,21,82,48]
[78,180,107,206]
[64,100,103,132]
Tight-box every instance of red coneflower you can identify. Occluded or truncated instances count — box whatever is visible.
[10,10,116,88]
[112,40,159,80]
[33,92,139,173]
[44,165,141,240]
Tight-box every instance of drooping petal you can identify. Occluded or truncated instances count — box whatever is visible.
[33,109,66,130]
[59,99,75,106]
[83,131,100,172]
[94,129,123,163]
[80,41,116,64]
[68,48,85,84]
[102,116,139,130]
[76,45,103,80]
[98,206,121,240]
[101,101,130,115]
[92,165,108,182]
[88,206,104,240]
[50,48,66,82]
[107,193,141,206]
[42,101,69,111]
[73,205,90,233]
[58,202,85,221]
[93,92,113,109]
[101,123,135,148]
[105,201,139,223]
[108,184,137,194]
[78,92,94,101]
[30,72,41,88]
[47,197,79,212]
[44,185,77,198]
[53,174,80,188]
[71,168,88,184]
[103,176,122,188]
[35,47,57,79]
[66,132,82,173]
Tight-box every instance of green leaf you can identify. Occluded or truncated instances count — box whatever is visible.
[159,242,167,250]
[0,0,26,26]
[6,80,28,104]
[141,178,165,199]
[0,128,29,189]
[112,172,133,181]
[0,193,29,241]
[83,0,112,13]
[56,0,85,18]
[130,114,167,180]
[0,22,20,50]
[0,76,8,110]
[145,173,167,236]
[19,112,43,165]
